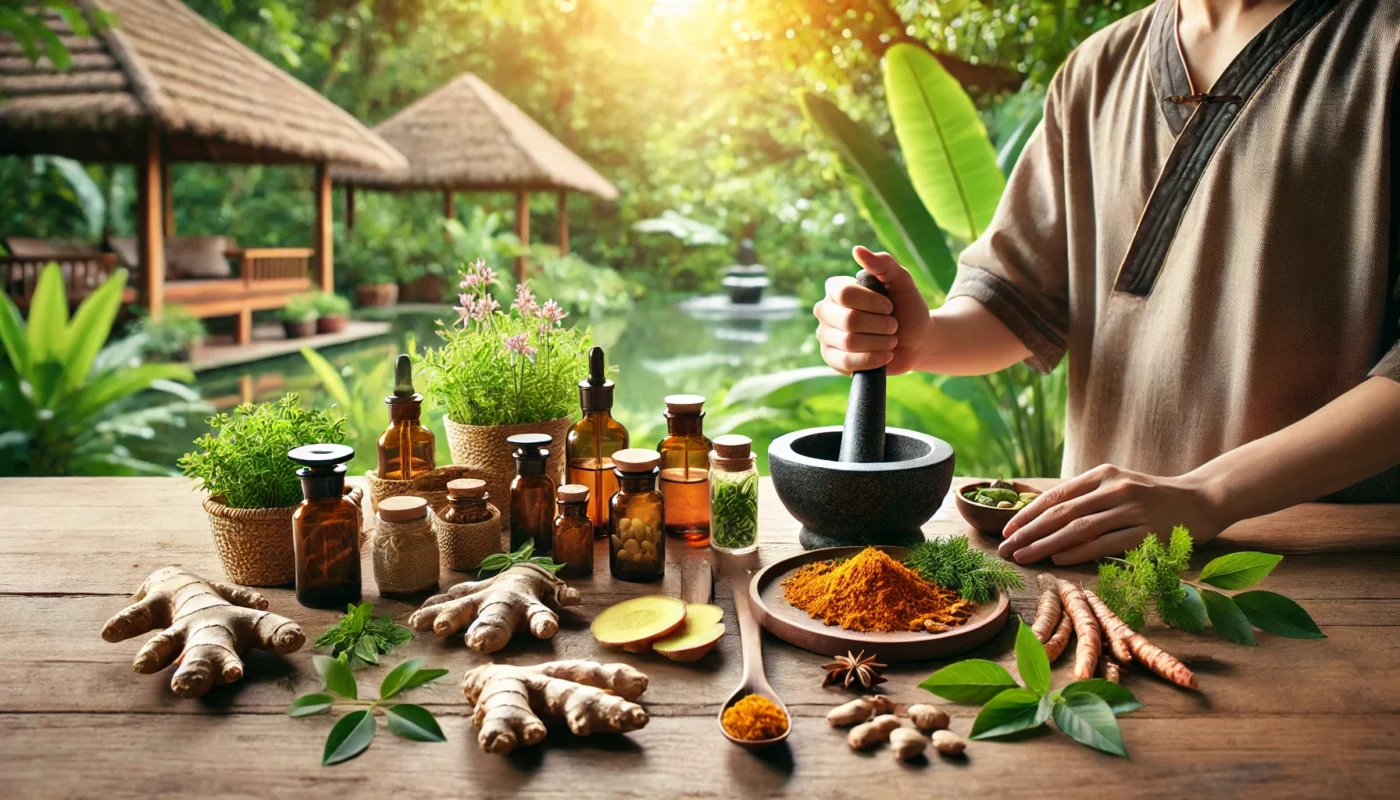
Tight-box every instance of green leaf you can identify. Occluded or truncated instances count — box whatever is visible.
[1174,583,1210,634]
[1061,680,1143,716]
[0,290,30,375]
[287,693,335,718]
[996,104,1044,176]
[1198,552,1283,590]
[386,704,446,743]
[322,710,376,765]
[353,636,380,666]
[1201,589,1257,646]
[401,668,450,692]
[1051,693,1128,757]
[61,268,128,391]
[379,658,426,700]
[299,347,352,409]
[314,654,358,699]
[969,688,1050,740]
[1014,620,1051,695]
[1232,591,1325,640]
[884,43,1006,242]
[919,659,1021,704]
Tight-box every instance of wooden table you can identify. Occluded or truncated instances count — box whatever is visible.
[3,477,1400,798]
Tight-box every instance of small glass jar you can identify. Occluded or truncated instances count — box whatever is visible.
[709,435,758,555]
[657,394,712,546]
[441,478,495,525]
[289,443,362,608]
[509,433,557,554]
[608,448,665,581]
[553,484,594,578]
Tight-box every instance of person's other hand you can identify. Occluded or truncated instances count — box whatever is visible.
[997,465,1226,565]
[814,247,932,375]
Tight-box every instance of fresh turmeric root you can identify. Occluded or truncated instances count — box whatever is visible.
[1044,611,1074,662]
[462,660,649,753]
[1084,588,1197,690]
[1055,578,1101,681]
[1100,650,1125,684]
[100,566,304,698]
[410,563,580,653]
[1032,574,1063,643]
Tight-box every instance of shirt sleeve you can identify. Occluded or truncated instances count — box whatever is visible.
[1371,338,1400,382]
[946,71,1072,374]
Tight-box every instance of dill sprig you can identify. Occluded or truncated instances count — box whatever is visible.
[1096,527,1195,630]
[903,536,1025,604]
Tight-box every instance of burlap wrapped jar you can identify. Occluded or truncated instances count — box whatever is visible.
[442,416,569,532]
[372,495,439,594]
[431,503,503,572]
[204,485,364,587]
[364,464,487,516]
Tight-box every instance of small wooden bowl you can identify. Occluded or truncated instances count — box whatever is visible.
[955,480,1040,537]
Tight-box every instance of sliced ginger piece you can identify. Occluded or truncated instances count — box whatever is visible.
[653,603,725,662]
[591,595,687,647]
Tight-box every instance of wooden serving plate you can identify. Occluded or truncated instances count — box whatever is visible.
[748,546,1010,663]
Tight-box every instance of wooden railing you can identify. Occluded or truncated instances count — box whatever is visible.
[2,254,123,307]
[228,247,313,289]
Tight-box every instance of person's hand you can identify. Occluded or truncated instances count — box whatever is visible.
[814,247,932,375]
[997,465,1228,565]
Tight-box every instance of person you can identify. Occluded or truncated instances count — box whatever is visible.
[814,0,1400,565]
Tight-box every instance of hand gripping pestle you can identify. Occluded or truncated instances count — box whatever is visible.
[837,269,888,463]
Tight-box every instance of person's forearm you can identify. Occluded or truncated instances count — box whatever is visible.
[1187,376,1400,527]
[915,296,1033,375]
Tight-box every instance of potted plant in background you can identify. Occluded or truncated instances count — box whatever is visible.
[418,259,589,531]
[126,305,207,362]
[179,394,361,586]
[312,291,352,334]
[281,294,318,339]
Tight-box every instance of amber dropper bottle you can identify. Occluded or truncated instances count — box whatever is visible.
[657,394,712,546]
[566,347,629,535]
[289,443,362,609]
[377,354,435,480]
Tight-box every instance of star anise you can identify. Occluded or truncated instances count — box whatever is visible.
[821,650,888,690]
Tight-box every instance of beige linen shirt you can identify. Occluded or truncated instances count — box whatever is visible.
[948,0,1400,500]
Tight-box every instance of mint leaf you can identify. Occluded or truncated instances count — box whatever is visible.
[1233,591,1325,640]
[969,688,1050,739]
[402,668,451,692]
[386,704,447,743]
[379,658,426,701]
[1061,679,1143,716]
[1051,693,1128,757]
[1201,588,1256,646]
[1198,552,1282,590]
[287,692,335,718]
[314,654,358,699]
[1014,620,1051,695]
[919,659,1020,704]
[354,637,380,666]
[322,709,376,765]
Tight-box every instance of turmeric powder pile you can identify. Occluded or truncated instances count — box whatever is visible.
[783,547,974,633]
[722,694,788,741]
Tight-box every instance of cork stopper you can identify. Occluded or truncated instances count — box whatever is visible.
[447,478,486,499]
[712,435,752,460]
[611,448,660,473]
[557,484,590,503]
[664,394,705,416]
[378,494,428,522]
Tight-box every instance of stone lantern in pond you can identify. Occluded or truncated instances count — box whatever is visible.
[721,238,770,305]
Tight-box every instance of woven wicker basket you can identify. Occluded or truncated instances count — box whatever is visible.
[365,464,488,516]
[431,505,504,572]
[442,415,569,532]
[204,486,364,587]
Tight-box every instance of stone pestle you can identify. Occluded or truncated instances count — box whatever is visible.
[837,269,889,464]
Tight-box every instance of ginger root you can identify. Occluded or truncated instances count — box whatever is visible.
[462,660,649,753]
[410,563,580,653]
[889,727,928,761]
[848,713,901,750]
[100,566,304,698]
[827,694,895,727]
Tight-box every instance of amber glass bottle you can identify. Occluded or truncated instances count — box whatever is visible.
[377,354,435,480]
[289,443,362,608]
[608,448,665,582]
[441,478,495,524]
[657,394,712,546]
[553,484,593,578]
[566,347,629,535]
[509,433,557,554]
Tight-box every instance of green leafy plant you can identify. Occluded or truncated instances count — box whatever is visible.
[125,305,207,362]
[281,294,319,323]
[0,264,205,476]
[310,292,352,317]
[314,603,415,669]
[1096,528,1323,645]
[418,259,589,426]
[903,535,1024,604]
[477,541,565,578]
[178,393,345,508]
[289,656,449,765]
[921,621,1139,757]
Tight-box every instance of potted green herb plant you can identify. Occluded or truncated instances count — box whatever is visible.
[179,394,360,586]
[350,253,400,309]
[126,305,207,362]
[418,259,589,531]
[313,292,353,334]
[282,294,319,339]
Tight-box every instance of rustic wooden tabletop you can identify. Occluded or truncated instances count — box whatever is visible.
[2,476,1400,798]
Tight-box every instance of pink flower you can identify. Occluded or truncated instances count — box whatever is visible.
[471,296,500,322]
[458,292,473,308]
[460,273,481,290]
[478,264,498,287]
[539,299,568,326]
[502,332,537,362]
[511,283,539,317]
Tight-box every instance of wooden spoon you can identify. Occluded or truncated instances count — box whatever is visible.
[718,569,791,749]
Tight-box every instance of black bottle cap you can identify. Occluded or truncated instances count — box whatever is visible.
[288,443,355,474]
[508,433,552,476]
[578,346,615,413]
[386,354,422,405]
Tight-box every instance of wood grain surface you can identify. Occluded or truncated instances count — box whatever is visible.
[2,476,1399,799]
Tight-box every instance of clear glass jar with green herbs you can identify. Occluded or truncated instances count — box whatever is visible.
[709,435,758,554]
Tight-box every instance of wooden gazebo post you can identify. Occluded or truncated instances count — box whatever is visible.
[557,191,569,255]
[515,190,529,283]
[137,126,166,321]
[314,163,333,293]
